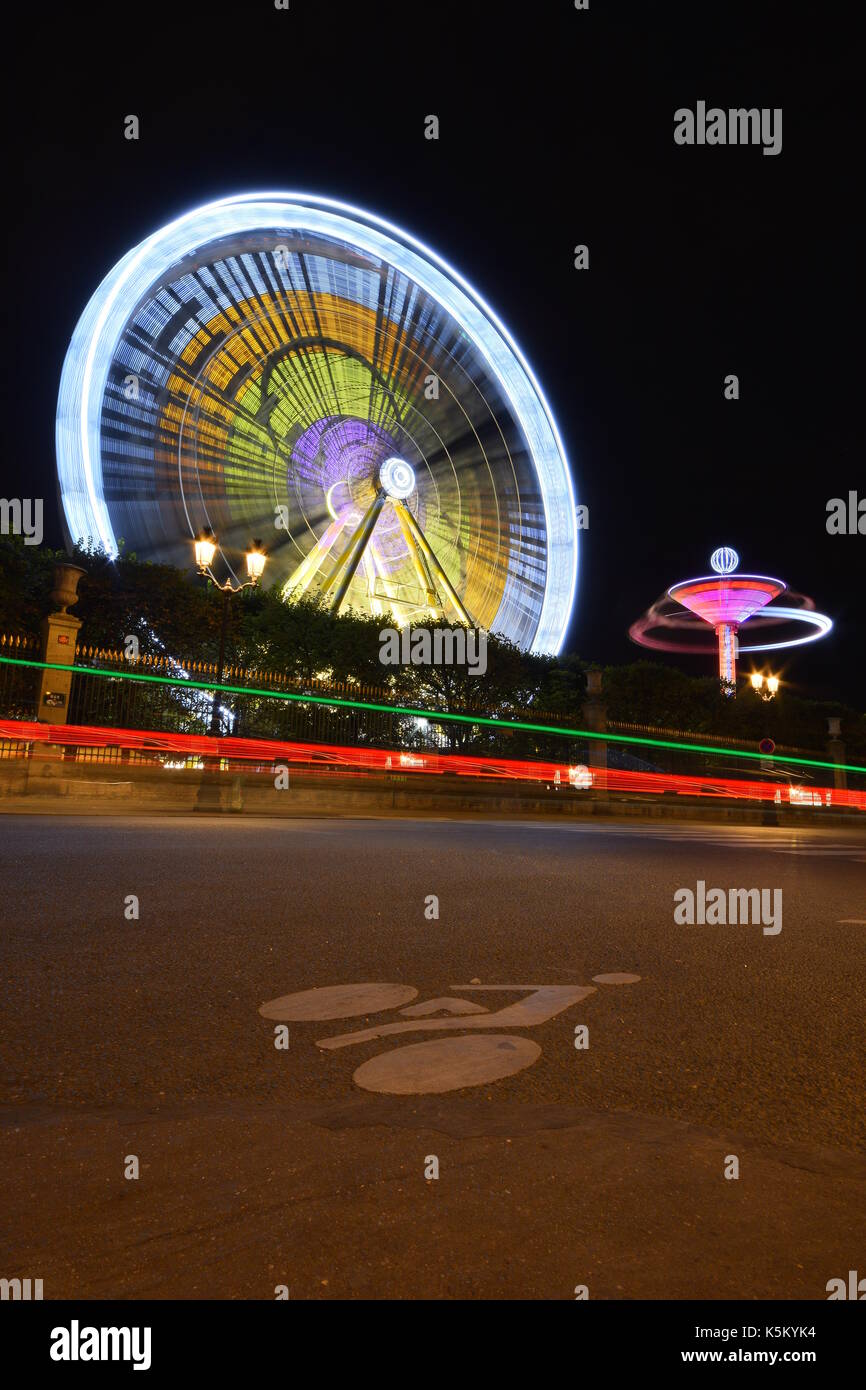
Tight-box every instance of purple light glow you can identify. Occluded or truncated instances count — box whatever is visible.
[290,416,408,569]
[668,576,785,627]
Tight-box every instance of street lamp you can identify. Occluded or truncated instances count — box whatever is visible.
[193,530,267,734]
[749,671,779,701]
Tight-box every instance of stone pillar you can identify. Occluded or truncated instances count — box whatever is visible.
[36,564,86,725]
[826,717,847,792]
[582,666,608,796]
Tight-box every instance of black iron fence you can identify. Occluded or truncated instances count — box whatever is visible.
[61,662,591,763]
[14,638,587,762]
[0,637,39,720]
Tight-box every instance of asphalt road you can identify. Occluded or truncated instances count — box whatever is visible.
[1,813,864,1299]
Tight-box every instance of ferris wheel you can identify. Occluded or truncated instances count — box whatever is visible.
[57,193,578,653]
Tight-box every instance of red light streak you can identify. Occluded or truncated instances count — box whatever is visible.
[1,720,862,810]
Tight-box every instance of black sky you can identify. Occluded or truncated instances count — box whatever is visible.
[5,1,862,701]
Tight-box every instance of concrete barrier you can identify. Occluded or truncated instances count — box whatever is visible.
[1,758,862,827]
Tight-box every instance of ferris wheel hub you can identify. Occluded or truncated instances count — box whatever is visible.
[378,457,416,500]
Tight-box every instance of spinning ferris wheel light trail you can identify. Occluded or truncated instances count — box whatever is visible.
[56,192,579,653]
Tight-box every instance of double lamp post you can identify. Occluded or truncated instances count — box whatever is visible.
[193,527,267,737]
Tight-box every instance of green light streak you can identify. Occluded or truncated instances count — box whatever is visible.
[2,655,863,775]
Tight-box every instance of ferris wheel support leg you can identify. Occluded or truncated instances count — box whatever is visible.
[393,503,438,609]
[320,492,384,598]
[361,547,385,618]
[282,514,354,599]
[393,501,475,629]
[324,490,387,612]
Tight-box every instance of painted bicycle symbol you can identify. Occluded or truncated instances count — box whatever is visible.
[259,975,640,1094]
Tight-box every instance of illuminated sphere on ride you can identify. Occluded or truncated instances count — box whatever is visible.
[709,545,739,576]
[56,192,578,653]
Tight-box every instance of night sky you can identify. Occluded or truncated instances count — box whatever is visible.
[7,2,862,701]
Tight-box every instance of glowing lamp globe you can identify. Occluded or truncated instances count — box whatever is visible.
[194,527,217,571]
[246,542,267,583]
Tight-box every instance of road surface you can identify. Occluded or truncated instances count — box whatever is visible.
[1,813,864,1299]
